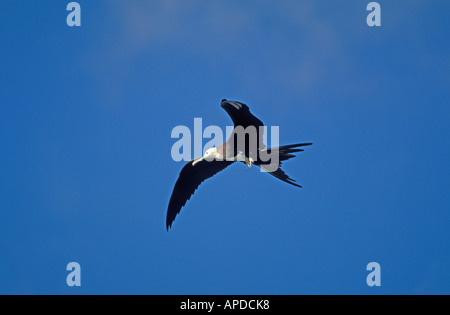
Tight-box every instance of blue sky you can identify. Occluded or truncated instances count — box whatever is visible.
[0,1,449,294]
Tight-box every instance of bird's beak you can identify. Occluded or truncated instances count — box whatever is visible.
[192,157,204,166]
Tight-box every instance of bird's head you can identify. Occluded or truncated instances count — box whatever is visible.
[221,99,249,114]
[192,147,219,166]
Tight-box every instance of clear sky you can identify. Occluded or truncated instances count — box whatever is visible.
[0,1,449,294]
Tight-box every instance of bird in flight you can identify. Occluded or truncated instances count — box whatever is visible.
[166,99,312,230]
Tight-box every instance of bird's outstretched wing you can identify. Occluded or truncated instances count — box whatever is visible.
[166,158,233,230]
[221,99,266,150]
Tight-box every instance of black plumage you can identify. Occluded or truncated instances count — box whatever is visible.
[166,99,311,230]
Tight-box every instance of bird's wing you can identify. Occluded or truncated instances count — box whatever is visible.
[166,158,233,230]
[221,99,266,150]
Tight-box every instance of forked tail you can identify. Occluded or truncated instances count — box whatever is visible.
[257,143,312,188]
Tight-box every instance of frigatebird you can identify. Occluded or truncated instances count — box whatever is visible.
[166,99,312,230]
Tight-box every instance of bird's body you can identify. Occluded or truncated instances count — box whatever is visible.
[166,99,312,230]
